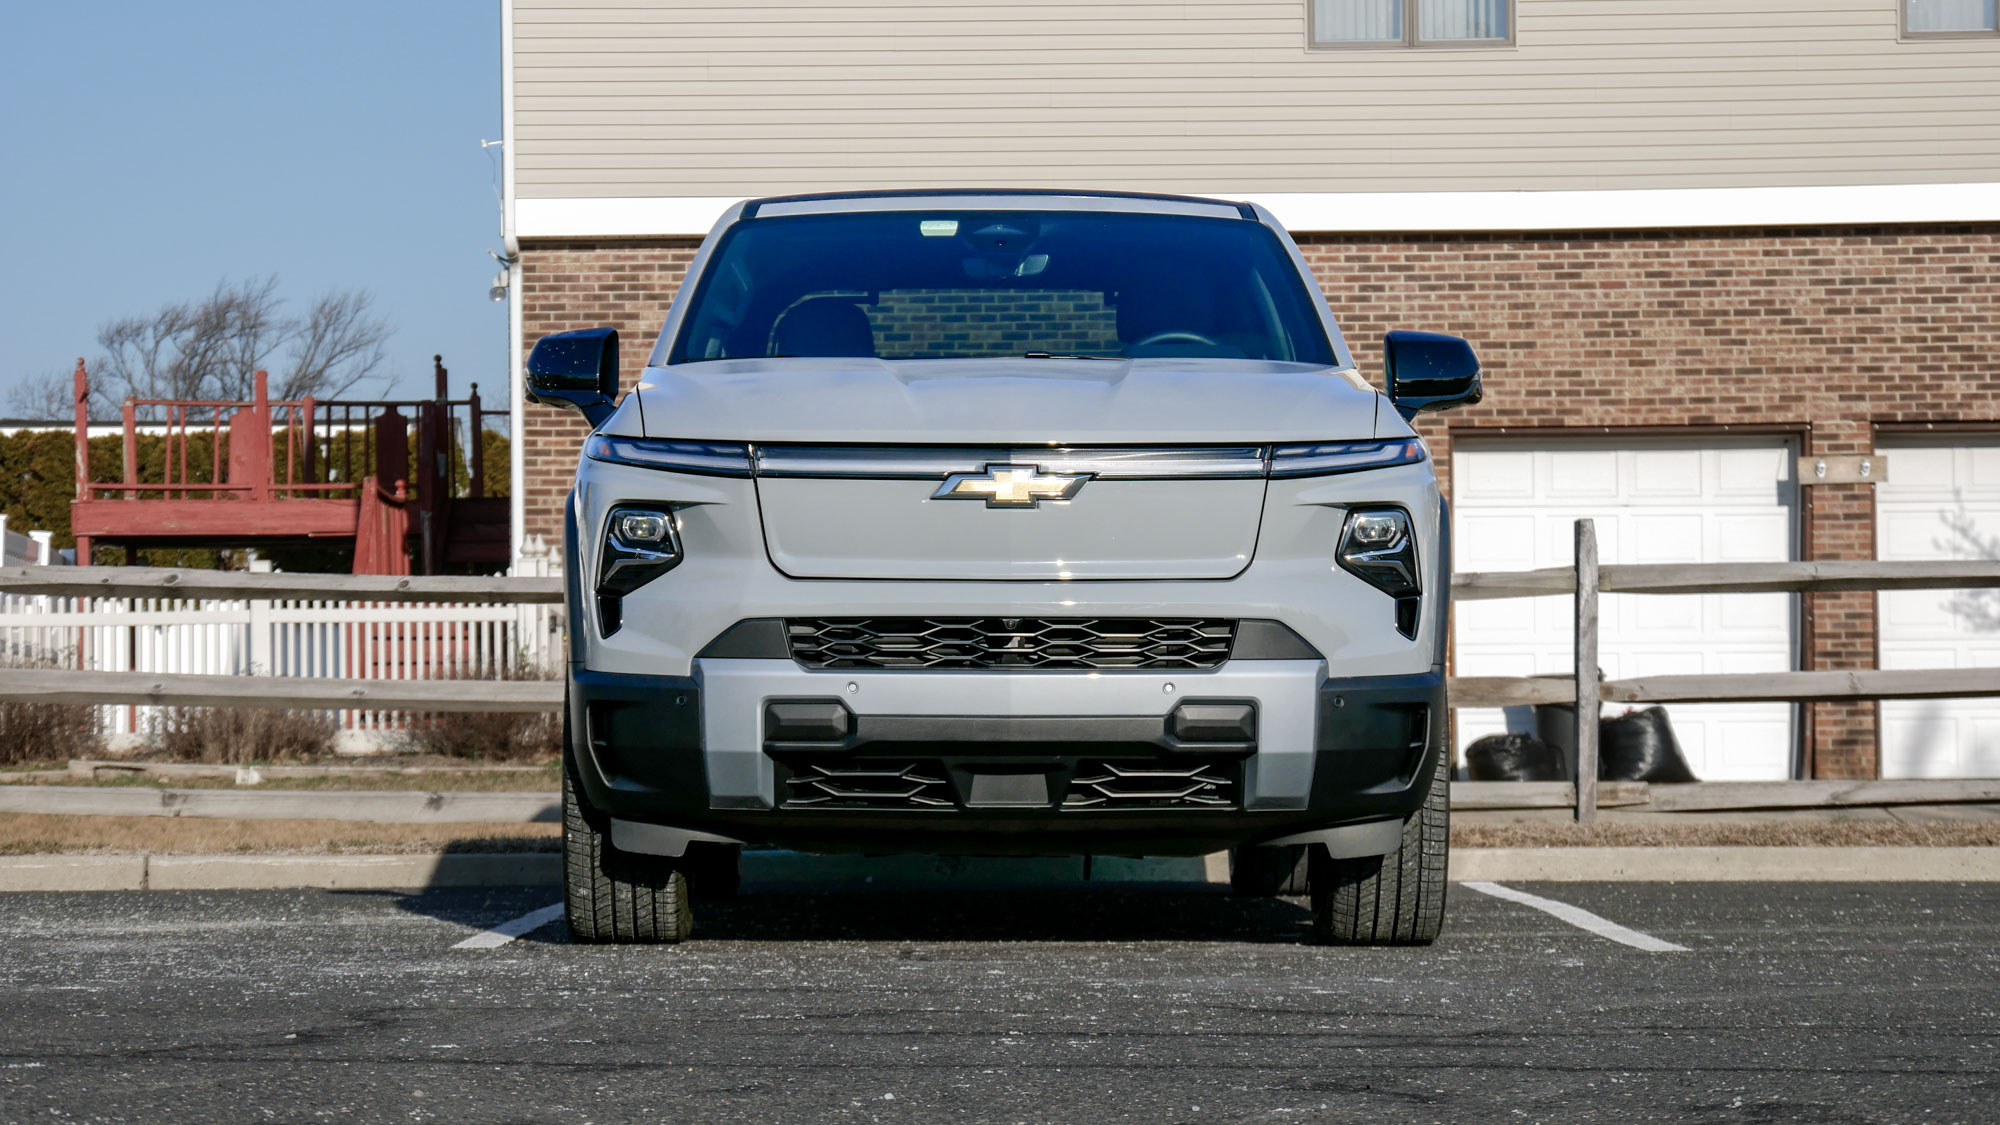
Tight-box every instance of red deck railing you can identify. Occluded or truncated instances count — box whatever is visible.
[69,356,498,575]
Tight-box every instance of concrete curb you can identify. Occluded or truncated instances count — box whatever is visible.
[147,854,562,891]
[3,846,1998,892]
[0,855,149,892]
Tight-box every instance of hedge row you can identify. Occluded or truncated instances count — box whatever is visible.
[0,427,511,554]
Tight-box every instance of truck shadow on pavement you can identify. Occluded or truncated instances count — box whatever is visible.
[664,885,1316,945]
[374,848,1323,945]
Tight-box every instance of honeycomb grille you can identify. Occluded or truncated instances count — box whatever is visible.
[781,761,952,809]
[786,618,1236,670]
[1064,760,1238,809]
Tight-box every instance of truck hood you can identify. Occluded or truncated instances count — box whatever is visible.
[629,357,1383,444]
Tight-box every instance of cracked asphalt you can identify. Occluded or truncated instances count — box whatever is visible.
[0,879,1995,1123]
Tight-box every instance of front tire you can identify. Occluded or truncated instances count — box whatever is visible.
[1308,744,1449,946]
[563,726,692,945]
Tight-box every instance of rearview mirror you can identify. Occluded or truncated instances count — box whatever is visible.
[526,327,619,429]
[1383,330,1482,421]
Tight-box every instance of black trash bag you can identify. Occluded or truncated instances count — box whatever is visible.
[1598,707,1700,783]
[1465,731,1568,782]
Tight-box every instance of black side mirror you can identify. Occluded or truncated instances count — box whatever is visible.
[526,327,620,430]
[1383,330,1482,422]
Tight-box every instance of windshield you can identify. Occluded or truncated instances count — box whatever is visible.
[659,210,1338,366]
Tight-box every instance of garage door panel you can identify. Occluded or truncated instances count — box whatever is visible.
[1453,438,1798,780]
[1877,438,2000,779]
[1717,446,1793,496]
[1634,450,1703,497]
[1883,707,1967,778]
[1458,514,1537,570]
[1879,510,1964,562]
[1547,450,1619,498]
[1456,597,1536,636]
[1631,595,1701,632]
[1714,514,1791,562]
[1888,446,1954,489]
[1456,450,1534,500]
[1880,644,1959,671]
[1970,447,2000,487]
[1698,709,1794,780]
[1708,592,1791,635]
[1454,649,1541,678]
[1629,514,1703,563]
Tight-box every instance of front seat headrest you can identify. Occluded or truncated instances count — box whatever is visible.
[773,298,875,358]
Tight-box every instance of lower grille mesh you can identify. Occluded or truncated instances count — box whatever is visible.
[782,761,952,808]
[1064,761,1236,809]
[786,617,1236,670]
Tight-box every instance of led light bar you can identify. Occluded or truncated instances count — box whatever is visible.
[1268,438,1426,479]
[585,435,753,477]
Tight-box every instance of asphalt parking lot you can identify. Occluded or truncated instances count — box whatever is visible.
[2,876,1995,1124]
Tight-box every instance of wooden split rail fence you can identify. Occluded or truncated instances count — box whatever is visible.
[6,535,2000,822]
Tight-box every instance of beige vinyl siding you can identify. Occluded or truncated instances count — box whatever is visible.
[512,0,2000,197]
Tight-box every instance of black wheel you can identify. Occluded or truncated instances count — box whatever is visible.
[680,842,742,899]
[563,722,692,945]
[1228,844,1308,897]
[1308,744,1449,946]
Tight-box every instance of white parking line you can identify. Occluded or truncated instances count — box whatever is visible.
[453,903,565,949]
[1460,881,1689,952]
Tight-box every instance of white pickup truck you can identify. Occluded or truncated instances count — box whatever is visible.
[525,189,1482,945]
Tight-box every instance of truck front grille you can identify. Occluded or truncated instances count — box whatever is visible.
[785,617,1236,670]
[781,761,953,809]
[1063,760,1238,809]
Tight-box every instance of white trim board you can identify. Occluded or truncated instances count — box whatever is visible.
[514,183,2000,240]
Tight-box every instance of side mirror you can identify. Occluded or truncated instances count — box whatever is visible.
[526,327,619,430]
[1383,330,1482,422]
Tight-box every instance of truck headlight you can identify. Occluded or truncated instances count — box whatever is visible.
[597,506,682,635]
[1338,508,1423,640]
[1337,508,1419,597]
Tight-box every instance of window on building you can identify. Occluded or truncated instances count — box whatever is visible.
[1904,0,1999,36]
[1311,0,1512,48]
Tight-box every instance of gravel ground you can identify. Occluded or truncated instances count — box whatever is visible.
[0,881,1995,1122]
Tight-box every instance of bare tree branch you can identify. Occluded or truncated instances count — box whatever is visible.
[278,289,391,402]
[90,277,393,408]
[2,368,82,420]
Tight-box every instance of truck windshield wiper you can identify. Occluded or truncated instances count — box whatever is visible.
[1022,352,1118,360]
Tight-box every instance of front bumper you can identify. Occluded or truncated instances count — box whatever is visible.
[569,661,1445,857]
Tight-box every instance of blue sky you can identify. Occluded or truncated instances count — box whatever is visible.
[0,2,503,414]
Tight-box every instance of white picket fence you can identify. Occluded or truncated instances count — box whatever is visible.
[0,539,564,745]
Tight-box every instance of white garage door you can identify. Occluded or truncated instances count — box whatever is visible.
[1452,439,1799,781]
[1876,439,2000,779]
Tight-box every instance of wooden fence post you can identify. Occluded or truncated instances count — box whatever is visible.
[1574,519,1600,824]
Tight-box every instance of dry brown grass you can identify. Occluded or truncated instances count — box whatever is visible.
[0,658,103,766]
[0,768,559,792]
[148,707,337,764]
[1452,819,2000,848]
[0,812,558,855]
[395,666,561,763]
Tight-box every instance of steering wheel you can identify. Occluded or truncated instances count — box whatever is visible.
[1130,330,1221,350]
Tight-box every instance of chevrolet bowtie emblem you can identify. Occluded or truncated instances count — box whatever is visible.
[933,464,1092,508]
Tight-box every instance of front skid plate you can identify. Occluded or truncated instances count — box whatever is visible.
[694,658,1325,811]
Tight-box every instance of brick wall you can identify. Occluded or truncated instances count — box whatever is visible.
[1293,225,2000,778]
[518,239,701,547]
[520,224,2000,777]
